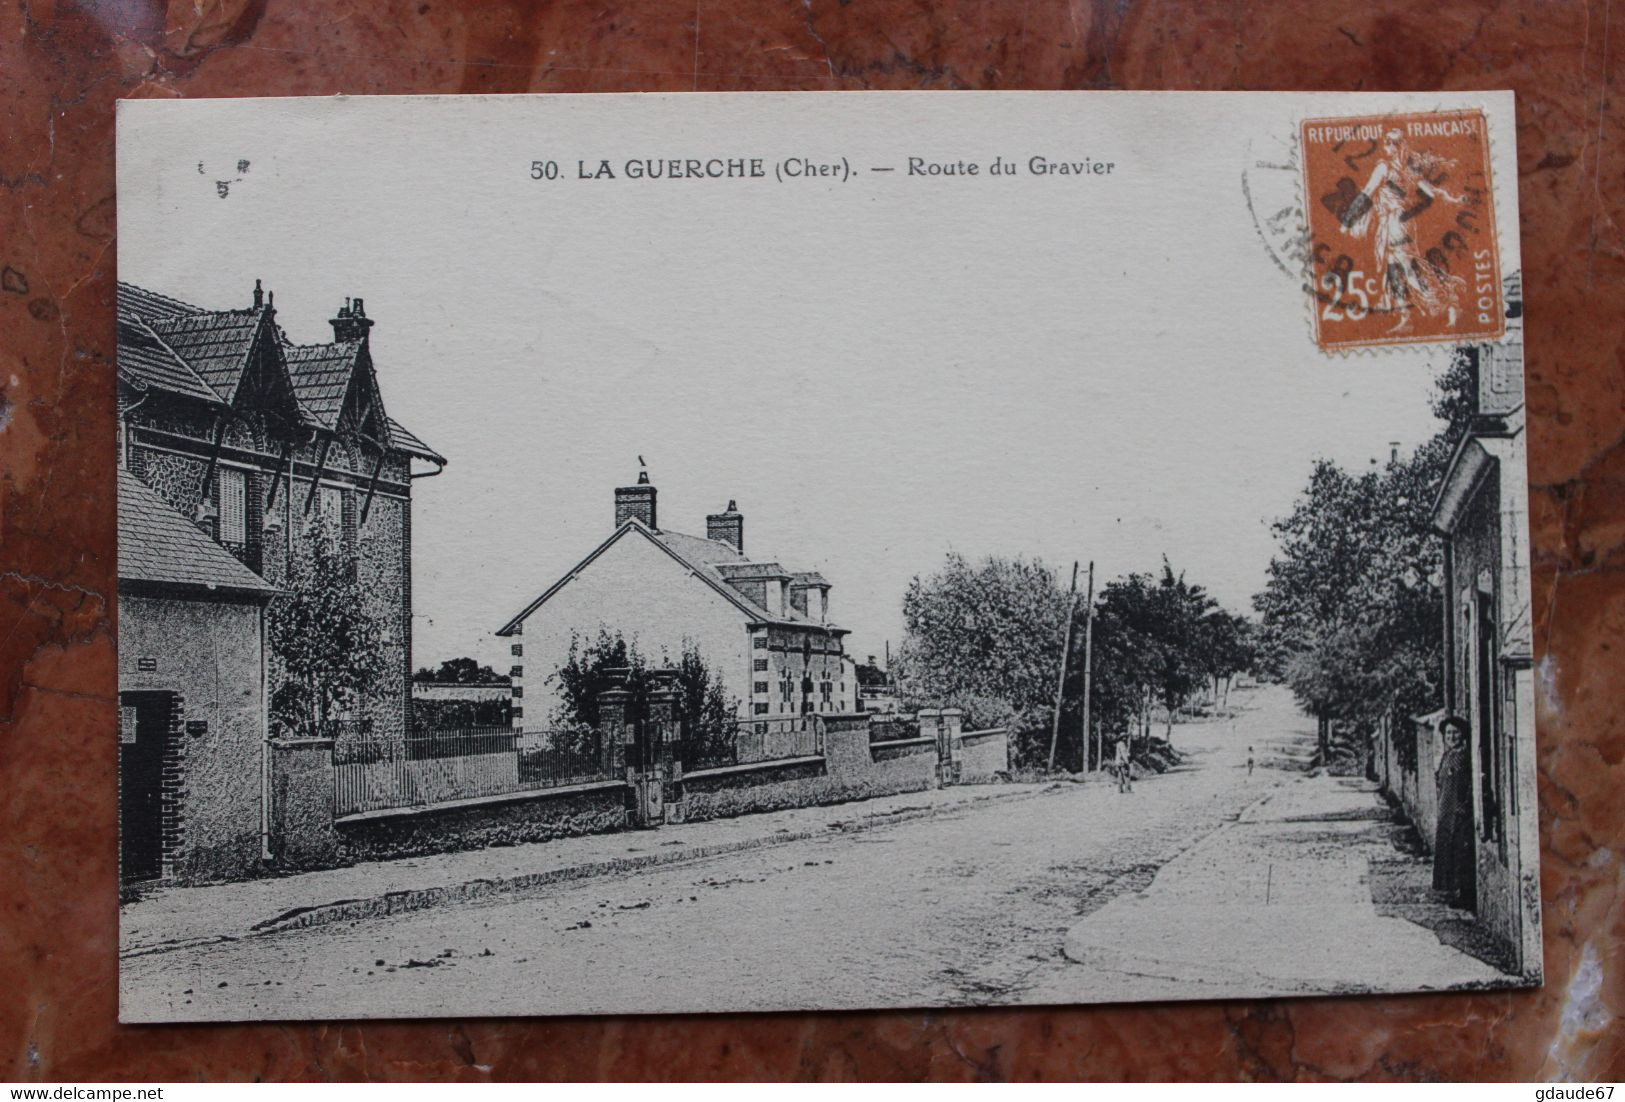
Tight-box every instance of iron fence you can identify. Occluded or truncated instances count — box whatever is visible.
[333,725,619,817]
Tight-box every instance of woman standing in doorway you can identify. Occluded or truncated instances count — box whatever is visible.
[1433,715,1475,908]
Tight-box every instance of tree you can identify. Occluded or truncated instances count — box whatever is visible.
[268,522,390,739]
[1196,608,1256,708]
[553,628,653,731]
[894,553,1071,738]
[674,642,737,767]
[1148,560,1217,737]
[413,656,510,684]
[551,629,738,767]
[1253,354,1475,765]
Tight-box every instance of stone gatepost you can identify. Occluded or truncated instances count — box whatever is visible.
[596,686,633,778]
[269,736,340,869]
[646,677,683,824]
[917,708,965,786]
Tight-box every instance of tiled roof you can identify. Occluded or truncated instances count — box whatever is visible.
[117,316,223,404]
[117,282,204,324]
[118,468,275,596]
[652,529,747,567]
[387,416,444,463]
[497,522,838,636]
[714,561,790,579]
[117,283,442,467]
[654,530,818,626]
[147,310,264,404]
[284,340,361,428]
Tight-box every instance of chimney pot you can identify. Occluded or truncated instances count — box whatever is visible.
[706,500,744,553]
[253,279,263,309]
[330,296,375,342]
[615,475,658,531]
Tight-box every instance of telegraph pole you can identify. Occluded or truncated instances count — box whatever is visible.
[1080,561,1095,771]
[1047,561,1079,773]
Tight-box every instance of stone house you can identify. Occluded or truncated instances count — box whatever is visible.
[118,468,276,884]
[496,474,860,730]
[1428,281,1541,978]
[117,281,442,882]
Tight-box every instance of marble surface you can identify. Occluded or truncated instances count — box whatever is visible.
[1,0,1621,1081]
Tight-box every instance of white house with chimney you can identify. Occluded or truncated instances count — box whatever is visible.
[496,472,859,730]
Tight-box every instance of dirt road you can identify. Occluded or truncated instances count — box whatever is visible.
[123,689,1305,1021]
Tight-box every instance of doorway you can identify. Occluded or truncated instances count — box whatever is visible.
[119,691,177,884]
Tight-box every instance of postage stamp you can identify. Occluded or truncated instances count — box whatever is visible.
[1300,109,1503,352]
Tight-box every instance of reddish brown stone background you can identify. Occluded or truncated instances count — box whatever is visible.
[2,0,1622,1082]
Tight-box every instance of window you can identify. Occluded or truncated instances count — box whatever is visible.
[753,703,769,715]
[217,468,246,545]
[511,643,523,657]
[511,706,523,720]
[319,484,343,533]
[753,658,768,672]
[509,665,523,678]
[753,636,768,650]
[511,686,523,699]
[753,681,768,694]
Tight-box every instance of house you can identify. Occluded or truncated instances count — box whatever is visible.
[118,468,276,884]
[496,474,860,730]
[117,280,443,882]
[1428,276,1541,978]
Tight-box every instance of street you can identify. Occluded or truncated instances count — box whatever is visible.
[121,686,1497,1021]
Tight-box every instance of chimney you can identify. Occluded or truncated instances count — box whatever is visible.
[614,469,657,531]
[330,296,375,343]
[252,279,263,309]
[706,499,744,553]
[1389,441,1401,464]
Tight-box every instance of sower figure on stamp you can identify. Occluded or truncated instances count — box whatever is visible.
[1342,128,1470,334]
[1433,715,1476,908]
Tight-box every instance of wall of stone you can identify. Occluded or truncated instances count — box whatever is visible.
[120,592,266,884]
[958,728,1011,782]
[1389,713,1445,852]
[335,783,628,864]
[684,713,937,822]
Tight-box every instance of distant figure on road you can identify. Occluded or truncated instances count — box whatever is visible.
[1433,715,1475,908]
[1114,737,1133,793]
[1247,746,1255,776]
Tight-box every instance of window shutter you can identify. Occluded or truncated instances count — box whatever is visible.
[217,468,246,544]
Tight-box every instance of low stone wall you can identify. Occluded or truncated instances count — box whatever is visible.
[335,781,628,865]
[683,756,829,821]
[958,728,1011,782]
[684,713,937,823]
[1379,711,1444,851]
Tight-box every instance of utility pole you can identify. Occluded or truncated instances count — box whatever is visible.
[1080,561,1095,771]
[1047,561,1079,773]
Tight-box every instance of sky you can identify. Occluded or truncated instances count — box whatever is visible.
[116,94,1498,671]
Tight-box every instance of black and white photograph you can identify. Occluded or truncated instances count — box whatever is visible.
[113,91,1540,1022]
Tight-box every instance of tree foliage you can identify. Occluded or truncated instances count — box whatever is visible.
[1253,352,1477,763]
[894,553,1071,731]
[414,656,509,684]
[896,552,1255,771]
[551,628,737,766]
[268,520,390,738]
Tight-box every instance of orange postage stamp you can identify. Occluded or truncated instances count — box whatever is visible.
[1300,109,1502,352]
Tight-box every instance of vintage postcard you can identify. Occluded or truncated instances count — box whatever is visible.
[114,91,1536,1022]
